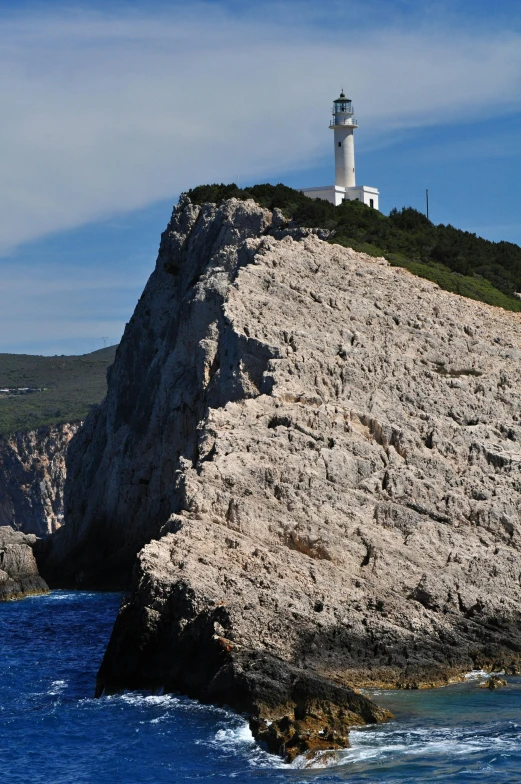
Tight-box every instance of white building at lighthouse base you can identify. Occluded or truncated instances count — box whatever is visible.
[300,184,379,209]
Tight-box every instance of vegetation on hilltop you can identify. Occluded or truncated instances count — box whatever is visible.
[0,346,117,437]
[186,183,521,313]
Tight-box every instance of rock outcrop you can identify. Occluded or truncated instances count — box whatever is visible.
[483,675,507,690]
[0,424,78,537]
[0,526,49,600]
[39,195,521,757]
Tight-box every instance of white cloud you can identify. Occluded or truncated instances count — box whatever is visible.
[0,3,520,253]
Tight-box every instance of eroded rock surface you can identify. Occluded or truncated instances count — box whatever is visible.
[0,424,78,537]
[96,531,391,759]
[40,195,521,756]
[0,526,49,600]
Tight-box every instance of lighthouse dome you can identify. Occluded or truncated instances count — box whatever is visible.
[334,90,351,103]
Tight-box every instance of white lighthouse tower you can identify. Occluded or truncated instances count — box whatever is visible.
[301,90,379,209]
[333,90,357,188]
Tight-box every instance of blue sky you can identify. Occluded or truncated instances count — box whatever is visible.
[1,0,521,354]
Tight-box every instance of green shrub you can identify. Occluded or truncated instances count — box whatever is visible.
[186,183,521,312]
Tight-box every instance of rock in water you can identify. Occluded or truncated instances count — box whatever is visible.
[39,195,521,755]
[0,526,49,600]
[483,676,508,690]
[95,534,392,759]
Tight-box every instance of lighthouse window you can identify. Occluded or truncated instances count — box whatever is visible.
[338,142,341,147]
[370,199,374,209]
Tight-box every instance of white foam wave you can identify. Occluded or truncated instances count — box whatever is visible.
[271,719,521,772]
[215,724,255,747]
[98,691,237,726]
[43,591,79,601]
[345,723,520,764]
[289,750,346,770]
[48,679,67,695]
[198,720,287,769]
[115,693,181,708]
[85,683,521,774]
[200,708,521,772]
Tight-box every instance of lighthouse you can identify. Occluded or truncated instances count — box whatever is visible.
[301,90,379,209]
[332,90,357,188]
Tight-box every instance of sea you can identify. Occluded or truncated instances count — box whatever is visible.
[1,591,521,784]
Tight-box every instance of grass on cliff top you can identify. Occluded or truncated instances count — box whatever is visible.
[186,183,521,313]
[0,345,117,437]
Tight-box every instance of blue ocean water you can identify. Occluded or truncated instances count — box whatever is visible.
[1,591,521,784]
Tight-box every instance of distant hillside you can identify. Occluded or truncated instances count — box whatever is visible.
[187,183,521,313]
[0,346,117,436]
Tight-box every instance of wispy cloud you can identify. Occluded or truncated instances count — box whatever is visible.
[0,2,520,254]
[0,257,144,353]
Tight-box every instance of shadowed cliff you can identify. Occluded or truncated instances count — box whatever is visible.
[38,198,281,588]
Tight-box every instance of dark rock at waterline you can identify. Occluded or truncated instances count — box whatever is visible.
[483,676,508,690]
[0,526,49,600]
[95,540,391,762]
[249,675,391,762]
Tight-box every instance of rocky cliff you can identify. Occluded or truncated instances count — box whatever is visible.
[0,526,49,600]
[39,195,521,758]
[0,424,78,538]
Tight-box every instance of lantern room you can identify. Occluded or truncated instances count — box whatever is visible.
[331,91,357,128]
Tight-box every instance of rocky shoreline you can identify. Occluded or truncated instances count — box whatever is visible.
[0,526,49,601]
[36,194,521,759]
[94,535,393,759]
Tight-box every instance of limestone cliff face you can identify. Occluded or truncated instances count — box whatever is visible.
[40,198,290,587]
[0,526,48,600]
[39,195,521,757]
[0,424,78,538]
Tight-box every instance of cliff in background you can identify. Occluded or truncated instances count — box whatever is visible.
[0,424,79,538]
[0,346,116,543]
[39,195,521,758]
